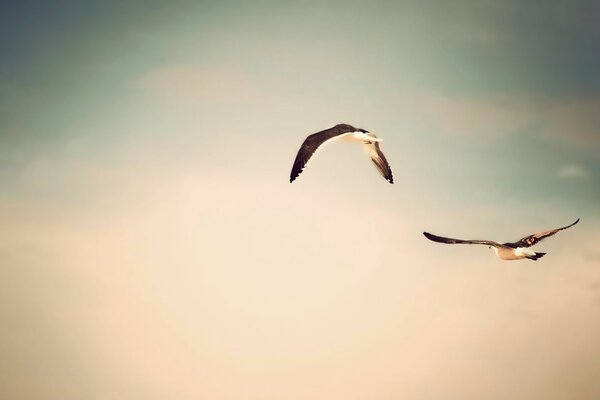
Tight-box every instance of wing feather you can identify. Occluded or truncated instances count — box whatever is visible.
[507,218,580,248]
[289,124,356,183]
[423,232,500,247]
[364,140,393,184]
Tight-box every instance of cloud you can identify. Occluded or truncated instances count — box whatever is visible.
[400,91,600,144]
[557,164,590,179]
[404,91,535,137]
[2,148,600,400]
[137,65,270,105]
[541,96,600,144]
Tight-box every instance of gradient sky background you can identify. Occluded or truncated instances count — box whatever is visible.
[1,1,600,399]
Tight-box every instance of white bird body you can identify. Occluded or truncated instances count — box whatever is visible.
[495,247,536,260]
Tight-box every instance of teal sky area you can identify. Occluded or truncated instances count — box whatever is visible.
[1,1,599,215]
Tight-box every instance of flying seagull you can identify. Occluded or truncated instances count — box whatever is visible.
[290,123,393,183]
[423,218,580,261]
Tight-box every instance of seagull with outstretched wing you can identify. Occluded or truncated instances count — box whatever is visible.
[423,218,579,261]
[290,123,393,184]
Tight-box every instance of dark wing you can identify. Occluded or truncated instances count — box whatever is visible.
[508,218,580,248]
[289,124,356,183]
[364,140,393,184]
[423,232,500,246]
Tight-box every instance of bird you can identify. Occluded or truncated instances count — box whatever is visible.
[422,218,580,261]
[289,123,393,184]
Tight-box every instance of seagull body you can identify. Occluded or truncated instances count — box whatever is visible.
[423,218,579,261]
[290,123,393,184]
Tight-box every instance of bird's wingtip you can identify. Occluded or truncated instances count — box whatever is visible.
[567,217,580,227]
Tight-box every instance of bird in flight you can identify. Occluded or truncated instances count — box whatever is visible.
[289,123,393,184]
[423,218,580,261]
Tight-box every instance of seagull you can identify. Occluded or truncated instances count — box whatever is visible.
[423,218,580,261]
[290,123,393,183]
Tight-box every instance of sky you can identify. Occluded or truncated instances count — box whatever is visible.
[1,1,599,399]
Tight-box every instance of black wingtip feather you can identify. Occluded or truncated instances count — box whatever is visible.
[423,232,437,241]
[527,252,547,261]
[423,231,445,243]
[564,218,580,229]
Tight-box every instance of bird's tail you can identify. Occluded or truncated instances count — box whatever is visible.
[527,252,546,261]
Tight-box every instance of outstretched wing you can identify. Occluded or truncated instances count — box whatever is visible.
[364,138,393,184]
[289,124,356,183]
[423,232,500,247]
[507,218,580,248]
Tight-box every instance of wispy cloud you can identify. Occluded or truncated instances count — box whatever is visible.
[401,91,600,144]
[403,91,534,137]
[541,96,600,144]
[137,65,270,105]
[557,164,590,179]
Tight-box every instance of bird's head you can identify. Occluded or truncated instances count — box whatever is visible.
[356,129,383,142]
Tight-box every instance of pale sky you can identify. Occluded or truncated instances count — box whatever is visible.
[1,1,599,399]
